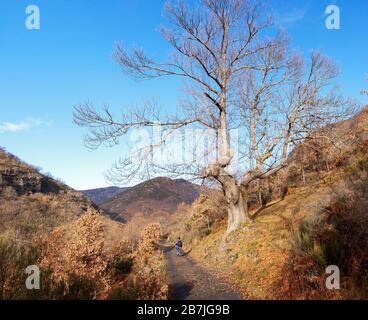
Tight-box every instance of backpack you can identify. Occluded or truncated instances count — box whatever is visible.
[176,240,183,248]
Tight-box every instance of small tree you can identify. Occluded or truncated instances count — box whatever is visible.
[74,0,351,234]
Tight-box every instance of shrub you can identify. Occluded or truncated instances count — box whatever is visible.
[292,218,344,272]
[0,237,39,300]
[345,155,368,195]
[285,172,368,299]
[133,224,168,300]
[0,236,102,300]
[111,256,134,275]
[292,220,315,253]
[60,274,98,300]
[108,285,139,300]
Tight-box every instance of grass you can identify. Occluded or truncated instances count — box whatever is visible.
[182,166,368,299]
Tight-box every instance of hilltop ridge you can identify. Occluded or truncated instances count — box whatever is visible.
[100,177,201,222]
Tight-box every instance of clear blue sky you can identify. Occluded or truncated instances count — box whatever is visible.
[1,0,367,190]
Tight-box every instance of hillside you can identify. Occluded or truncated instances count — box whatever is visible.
[81,186,129,205]
[169,107,368,300]
[0,147,95,241]
[100,177,201,222]
[0,147,168,300]
[0,149,65,196]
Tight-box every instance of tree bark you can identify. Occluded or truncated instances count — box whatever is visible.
[226,191,248,235]
[204,163,248,234]
[219,174,248,235]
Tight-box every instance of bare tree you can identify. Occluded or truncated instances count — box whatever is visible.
[74,0,350,234]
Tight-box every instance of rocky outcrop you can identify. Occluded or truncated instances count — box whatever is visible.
[0,168,62,196]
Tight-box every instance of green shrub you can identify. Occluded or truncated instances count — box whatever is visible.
[293,220,314,253]
[108,285,139,300]
[293,219,344,272]
[111,256,134,275]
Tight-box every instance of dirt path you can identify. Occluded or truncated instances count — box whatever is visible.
[162,245,243,300]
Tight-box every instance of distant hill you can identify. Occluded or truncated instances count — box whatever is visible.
[100,177,201,222]
[81,186,129,205]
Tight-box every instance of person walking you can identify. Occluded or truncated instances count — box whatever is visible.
[175,237,184,256]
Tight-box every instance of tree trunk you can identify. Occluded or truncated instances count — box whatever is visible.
[226,192,248,235]
[220,177,248,235]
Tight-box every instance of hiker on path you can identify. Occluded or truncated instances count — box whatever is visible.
[175,237,184,256]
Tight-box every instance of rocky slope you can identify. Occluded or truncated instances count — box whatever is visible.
[0,147,97,242]
[0,149,63,196]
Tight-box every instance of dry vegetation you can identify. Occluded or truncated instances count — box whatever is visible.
[0,148,168,300]
[107,223,168,300]
[39,210,125,297]
[0,204,168,300]
[0,187,89,243]
[173,164,368,299]
[169,109,368,300]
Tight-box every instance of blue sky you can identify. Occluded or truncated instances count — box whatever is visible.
[0,0,367,190]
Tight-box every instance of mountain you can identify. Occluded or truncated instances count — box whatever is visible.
[0,147,97,241]
[100,177,201,222]
[81,186,129,205]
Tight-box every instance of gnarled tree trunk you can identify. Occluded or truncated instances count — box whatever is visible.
[226,190,248,235]
[216,170,249,235]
